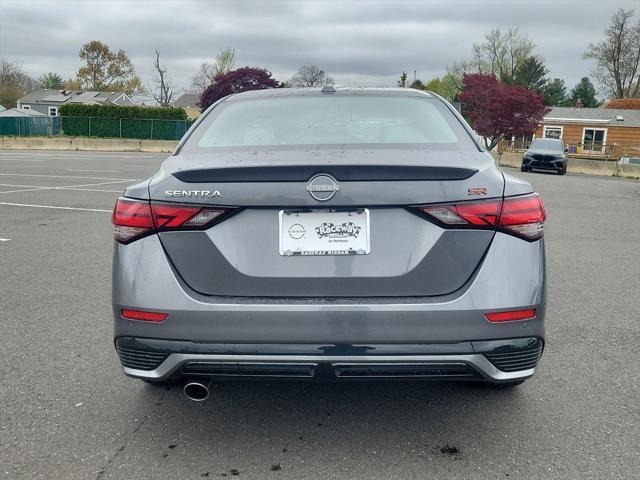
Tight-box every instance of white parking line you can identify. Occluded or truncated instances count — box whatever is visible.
[0,202,111,212]
[1,152,157,159]
[0,180,131,194]
[0,158,45,162]
[0,238,11,242]
[0,173,139,181]
[66,169,119,173]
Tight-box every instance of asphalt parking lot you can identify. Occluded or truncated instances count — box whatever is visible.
[1,149,639,480]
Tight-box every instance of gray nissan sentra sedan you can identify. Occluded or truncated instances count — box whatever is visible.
[112,87,546,401]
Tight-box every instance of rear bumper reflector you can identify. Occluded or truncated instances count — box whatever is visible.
[484,309,536,323]
[121,309,168,322]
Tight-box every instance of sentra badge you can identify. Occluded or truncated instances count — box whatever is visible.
[164,190,222,198]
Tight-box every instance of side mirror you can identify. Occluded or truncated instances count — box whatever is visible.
[525,145,530,149]
[565,148,569,153]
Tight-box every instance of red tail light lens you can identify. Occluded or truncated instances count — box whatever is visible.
[121,308,168,322]
[421,200,501,228]
[112,197,232,244]
[499,194,546,240]
[112,198,154,243]
[151,204,227,229]
[417,194,546,241]
[485,308,536,322]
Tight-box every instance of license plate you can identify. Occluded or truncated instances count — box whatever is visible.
[279,209,370,256]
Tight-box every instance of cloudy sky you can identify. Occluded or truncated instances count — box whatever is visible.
[1,0,637,97]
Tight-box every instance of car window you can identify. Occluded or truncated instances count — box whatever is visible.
[182,96,477,152]
[531,139,563,151]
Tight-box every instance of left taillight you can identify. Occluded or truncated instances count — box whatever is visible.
[112,197,231,244]
[112,198,154,244]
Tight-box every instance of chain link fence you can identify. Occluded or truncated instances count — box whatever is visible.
[0,116,191,141]
[0,116,62,136]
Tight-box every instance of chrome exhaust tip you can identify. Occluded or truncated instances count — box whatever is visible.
[183,378,211,402]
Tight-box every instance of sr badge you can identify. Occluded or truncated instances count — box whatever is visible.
[468,187,487,196]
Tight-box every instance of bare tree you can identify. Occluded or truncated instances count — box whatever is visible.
[453,28,534,86]
[151,50,174,106]
[289,65,334,87]
[480,28,534,82]
[584,9,640,98]
[190,48,236,94]
[0,58,37,107]
[446,59,475,91]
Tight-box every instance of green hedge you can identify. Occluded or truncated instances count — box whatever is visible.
[58,103,187,120]
[60,117,190,140]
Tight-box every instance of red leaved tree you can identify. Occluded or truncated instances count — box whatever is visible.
[460,74,548,150]
[199,67,280,111]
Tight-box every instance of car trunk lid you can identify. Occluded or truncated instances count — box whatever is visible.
[148,149,506,297]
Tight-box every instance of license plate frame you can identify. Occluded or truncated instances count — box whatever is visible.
[279,208,371,256]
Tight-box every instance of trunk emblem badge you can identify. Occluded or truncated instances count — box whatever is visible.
[468,187,487,196]
[306,174,340,201]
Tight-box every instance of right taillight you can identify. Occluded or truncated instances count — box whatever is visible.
[498,194,546,241]
[416,193,546,241]
[112,197,233,244]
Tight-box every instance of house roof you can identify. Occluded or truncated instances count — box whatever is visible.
[0,108,47,117]
[172,93,200,108]
[19,89,128,105]
[543,107,640,128]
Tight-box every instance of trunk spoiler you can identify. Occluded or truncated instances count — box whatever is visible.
[172,165,478,183]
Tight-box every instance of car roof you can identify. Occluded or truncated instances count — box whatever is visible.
[226,87,435,101]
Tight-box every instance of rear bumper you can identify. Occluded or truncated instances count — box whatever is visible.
[116,337,544,383]
[113,233,546,344]
[113,232,546,383]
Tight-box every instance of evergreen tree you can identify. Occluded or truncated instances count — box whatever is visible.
[567,77,599,107]
[397,72,408,88]
[38,72,64,89]
[542,78,568,106]
[513,56,548,92]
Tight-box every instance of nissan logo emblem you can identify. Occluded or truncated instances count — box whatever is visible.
[306,174,340,201]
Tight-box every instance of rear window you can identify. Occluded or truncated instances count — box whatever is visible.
[181,95,477,152]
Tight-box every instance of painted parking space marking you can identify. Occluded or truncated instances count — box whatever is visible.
[0,158,45,162]
[0,173,138,181]
[0,180,132,194]
[0,238,11,242]
[0,202,111,213]
[66,169,120,173]
[1,152,156,159]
